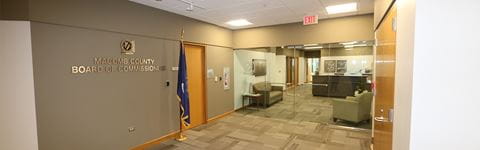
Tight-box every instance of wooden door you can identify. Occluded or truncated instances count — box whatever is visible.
[373,4,396,150]
[294,57,299,85]
[184,44,206,129]
[286,57,300,87]
[286,57,293,87]
[306,59,311,83]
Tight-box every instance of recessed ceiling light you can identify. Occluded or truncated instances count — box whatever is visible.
[226,19,252,27]
[326,3,357,15]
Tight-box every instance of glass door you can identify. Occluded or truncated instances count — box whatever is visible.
[233,41,375,128]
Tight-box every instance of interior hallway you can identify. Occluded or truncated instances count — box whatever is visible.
[148,112,371,150]
[147,85,372,150]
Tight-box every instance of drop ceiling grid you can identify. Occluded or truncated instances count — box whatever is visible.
[129,0,373,29]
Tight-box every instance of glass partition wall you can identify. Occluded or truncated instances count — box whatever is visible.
[234,40,374,129]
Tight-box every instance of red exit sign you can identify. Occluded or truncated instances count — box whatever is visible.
[303,15,318,25]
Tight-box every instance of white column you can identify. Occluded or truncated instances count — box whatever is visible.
[0,21,38,150]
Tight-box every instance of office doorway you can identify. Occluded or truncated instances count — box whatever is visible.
[306,58,320,83]
[286,56,299,88]
[183,43,207,129]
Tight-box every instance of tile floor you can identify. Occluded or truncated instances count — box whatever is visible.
[148,84,372,150]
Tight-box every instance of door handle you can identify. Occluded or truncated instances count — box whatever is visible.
[375,109,394,123]
[374,116,390,123]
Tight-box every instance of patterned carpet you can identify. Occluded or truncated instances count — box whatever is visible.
[148,85,372,150]
[148,113,371,150]
[239,84,372,129]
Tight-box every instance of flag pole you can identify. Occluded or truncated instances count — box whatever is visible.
[176,28,187,141]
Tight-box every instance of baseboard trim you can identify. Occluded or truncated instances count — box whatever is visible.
[207,110,234,123]
[234,105,250,111]
[130,130,180,150]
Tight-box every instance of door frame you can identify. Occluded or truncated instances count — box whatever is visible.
[183,42,208,129]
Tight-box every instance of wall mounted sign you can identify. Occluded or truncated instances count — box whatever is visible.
[303,15,318,25]
[71,40,161,74]
[121,40,135,55]
[71,57,161,74]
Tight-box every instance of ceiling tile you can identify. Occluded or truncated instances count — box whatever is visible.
[129,0,373,29]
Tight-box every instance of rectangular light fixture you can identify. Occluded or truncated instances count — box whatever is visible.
[326,3,357,15]
[226,19,252,26]
[353,44,368,47]
[341,41,358,45]
[304,43,319,47]
[304,46,323,50]
[344,44,368,49]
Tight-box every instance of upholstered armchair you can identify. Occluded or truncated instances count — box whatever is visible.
[252,82,283,107]
[332,92,373,123]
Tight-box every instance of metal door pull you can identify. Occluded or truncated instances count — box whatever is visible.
[374,116,390,123]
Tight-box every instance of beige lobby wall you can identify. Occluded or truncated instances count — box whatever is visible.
[233,14,374,48]
[374,0,395,29]
[321,46,373,56]
[276,48,305,57]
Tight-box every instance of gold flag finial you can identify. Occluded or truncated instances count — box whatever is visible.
[181,28,185,41]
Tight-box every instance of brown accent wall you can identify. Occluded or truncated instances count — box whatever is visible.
[233,14,374,48]
[0,0,29,20]
[304,51,321,58]
[31,22,179,150]
[26,0,234,150]
[233,47,275,53]
[206,46,234,118]
[29,0,232,47]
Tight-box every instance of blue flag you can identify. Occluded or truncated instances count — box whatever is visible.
[177,41,190,127]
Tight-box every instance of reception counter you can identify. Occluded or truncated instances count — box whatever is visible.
[312,75,369,98]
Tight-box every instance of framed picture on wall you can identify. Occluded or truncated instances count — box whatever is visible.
[325,60,336,73]
[252,59,266,76]
[336,60,347,73]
